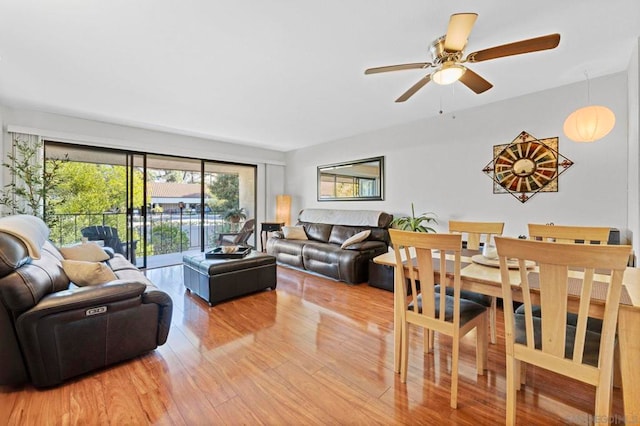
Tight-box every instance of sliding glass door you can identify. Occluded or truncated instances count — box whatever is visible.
[45,142,141,264]
[45,141,257,269]
[126,153,146,267]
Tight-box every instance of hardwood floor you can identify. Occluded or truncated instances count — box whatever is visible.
[0,265,625,425]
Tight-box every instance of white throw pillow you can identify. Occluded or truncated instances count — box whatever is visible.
[59,242,110,262]
[61,259,117,287]
[282,226,308,240]
[341,230,371,249]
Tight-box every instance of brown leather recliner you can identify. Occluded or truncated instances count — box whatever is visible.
[0,215,172,388]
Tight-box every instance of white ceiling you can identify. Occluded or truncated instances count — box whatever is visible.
[0,1,639,152]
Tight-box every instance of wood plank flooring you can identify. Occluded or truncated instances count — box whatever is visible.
[0,264,625,425]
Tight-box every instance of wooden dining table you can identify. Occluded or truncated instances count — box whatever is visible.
[373,249,640,419]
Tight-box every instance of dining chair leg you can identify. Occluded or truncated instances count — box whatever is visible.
[427,329,434,353]
[450,334,460,409]
[518,361,526,389]
[594,358,615,425]
[613,342,621,389]
[476,315,488,373]
[393,268,403,374]
[506,354,517,426]
[489,297,497,344]
[400,319,409,383]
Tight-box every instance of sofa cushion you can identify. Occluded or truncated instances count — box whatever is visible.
[269,239,306,268]
[329,225,367,245]
[303,223,333,242]
[59,242,110,262]
[341,230,371,249]
[61,260,118,287]
[282,226,308,240]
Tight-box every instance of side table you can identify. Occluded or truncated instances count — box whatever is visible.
[261,222,284,252]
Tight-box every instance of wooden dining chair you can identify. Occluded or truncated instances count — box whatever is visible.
[526,223,623,385]
[494,237,631,425]
[528,223,610,244]
[389,229,488,409]
[449,220,504,344]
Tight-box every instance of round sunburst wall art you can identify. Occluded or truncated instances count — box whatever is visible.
[482,131,574,203]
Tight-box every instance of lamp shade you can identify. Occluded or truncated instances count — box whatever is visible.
[275,194,291,226]
[563,105,615,142]
[432,63,466,85]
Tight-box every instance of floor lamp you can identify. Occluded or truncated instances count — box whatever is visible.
[275,195,291,226]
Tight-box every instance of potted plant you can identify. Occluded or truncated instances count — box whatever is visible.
[224,207,247,223]
[0,136,67,220]
[391,202,437,232]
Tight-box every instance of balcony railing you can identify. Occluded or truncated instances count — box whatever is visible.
[48,211,248,259]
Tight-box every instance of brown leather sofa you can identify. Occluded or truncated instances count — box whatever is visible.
[0,215,172,388]
[266,209,393,284]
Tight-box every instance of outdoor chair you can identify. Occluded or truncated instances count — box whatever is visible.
[217,219,255,246]
[81,225,137,263]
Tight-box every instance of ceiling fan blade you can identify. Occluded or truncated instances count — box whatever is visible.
[458,68,493,94]
[365,62,432,74]
[465,33,561,63]
[395,74,432,102]
[444,13,478,52]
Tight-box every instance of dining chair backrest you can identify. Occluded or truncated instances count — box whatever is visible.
[449,220,504,250]
[527,223,610,245]
[448,220,504,344]
[390,229,463,326]
[494,236,631,424]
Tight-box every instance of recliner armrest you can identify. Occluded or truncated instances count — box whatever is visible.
[142,287,173,344]
[17,281,147,323]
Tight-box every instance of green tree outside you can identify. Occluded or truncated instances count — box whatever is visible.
[48,162,146,246]
[208,173,239,211]
[53,162,145,214]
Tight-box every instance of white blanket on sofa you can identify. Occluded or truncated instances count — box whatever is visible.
[298,209,384,227]
[0,214,50,259]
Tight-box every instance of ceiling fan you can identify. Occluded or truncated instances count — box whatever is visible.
[365,13,560,102]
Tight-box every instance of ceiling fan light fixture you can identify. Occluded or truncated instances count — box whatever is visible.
[563,105,616,143]
[432,62,466,85]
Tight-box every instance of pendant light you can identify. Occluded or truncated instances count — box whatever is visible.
[563,72,615,143]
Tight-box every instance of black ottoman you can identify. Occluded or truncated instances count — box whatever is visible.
[183,251,277,306]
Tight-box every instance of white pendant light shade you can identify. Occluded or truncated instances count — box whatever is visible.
[563,105,615,142]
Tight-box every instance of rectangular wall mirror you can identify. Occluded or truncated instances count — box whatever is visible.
[317,156,384,201]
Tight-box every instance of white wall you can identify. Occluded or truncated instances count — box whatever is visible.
[264,164,286,221]
[0,106,287,226]
[628,38,640,255]
[285,72,630,241]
